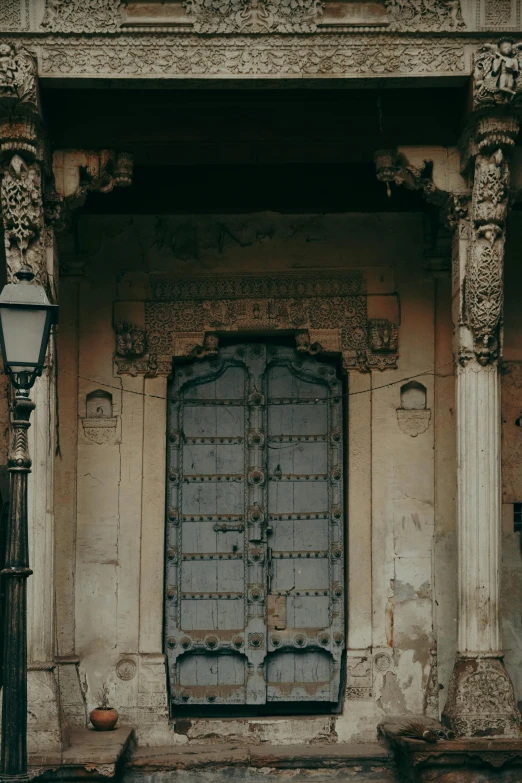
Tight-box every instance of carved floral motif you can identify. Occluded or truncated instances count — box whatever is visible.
[184,0,324,34]
[473,37,522,108]
[40,38,466,79]
[442,656,521,737]
[466,148,509,364]
[0,42,37,110]
[42,0,124,33]
[1,153,43,281]
[385,0,465,31]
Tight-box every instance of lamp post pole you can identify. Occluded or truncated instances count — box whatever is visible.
[0,266,58,783]
[0,385,34,781]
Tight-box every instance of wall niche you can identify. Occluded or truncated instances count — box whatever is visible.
[82,389,118,445]
[397,381,431,437]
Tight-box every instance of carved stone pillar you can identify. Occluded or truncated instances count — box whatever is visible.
[441,116,521,737]
[0,43,63,751]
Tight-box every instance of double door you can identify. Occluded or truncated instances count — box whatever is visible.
[165,343,345,708]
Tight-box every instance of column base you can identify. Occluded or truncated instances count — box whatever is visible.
[442,654,521,738]
[27,667,62,752]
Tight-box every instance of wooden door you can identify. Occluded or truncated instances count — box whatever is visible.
[165,344,344,709]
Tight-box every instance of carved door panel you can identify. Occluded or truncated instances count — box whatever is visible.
[265,347,344,702]
[165,344,344,709]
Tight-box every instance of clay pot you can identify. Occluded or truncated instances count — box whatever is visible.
[89,707,119,731]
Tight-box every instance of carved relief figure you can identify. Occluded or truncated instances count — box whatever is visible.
[474,38,522,107]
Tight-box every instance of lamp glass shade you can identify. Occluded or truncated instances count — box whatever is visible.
[0,306,49,373]
[0,278,58,387]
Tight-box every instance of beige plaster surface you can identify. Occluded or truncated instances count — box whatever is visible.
[44,208,522,746]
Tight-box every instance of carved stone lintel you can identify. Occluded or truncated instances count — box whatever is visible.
[442,655,521,737]
[183,0,324,34]
[114,274,399,377]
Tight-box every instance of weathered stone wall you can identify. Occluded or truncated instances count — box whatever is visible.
[55,210,456,745]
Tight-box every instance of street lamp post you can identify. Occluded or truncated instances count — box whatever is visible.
[0,266,58,783]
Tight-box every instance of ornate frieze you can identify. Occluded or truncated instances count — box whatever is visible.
[473,38,522,108]
[385,0,465,32]
[114,273,399,377]
[183,0,324,34]
[41,0,124,33]
[39,36,466,79]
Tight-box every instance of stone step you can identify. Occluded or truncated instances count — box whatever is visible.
[123,743,397,783]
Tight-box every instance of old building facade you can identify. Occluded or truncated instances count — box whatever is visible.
[3,0,522,780]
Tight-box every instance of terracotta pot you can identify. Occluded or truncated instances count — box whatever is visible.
[89,707,119,731]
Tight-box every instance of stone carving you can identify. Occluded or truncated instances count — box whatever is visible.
[114,321,158,376]
[54,150,134,216]
[123,273,399,376]
[0,0,23,31]
[42,0,124,33]
[1,154,44,282]
[466,147,510,365]
[40,38,466,80]
[473,38,522,108]
[442,656,521,737]
[0,42,37,111]
[481,0,517,28]
[116,321,146,358]
[386,0,465,31]
[374,652,392,672]
[346,655,372,700]
[116,658,137,681]
[397,410,432,436]
[184,0,324,34]
[367,319,398,353]
[82,418,118,445]
[375,150,446,206]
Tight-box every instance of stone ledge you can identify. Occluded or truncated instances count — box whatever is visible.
[29,725,135,780]
[129,742,393,770]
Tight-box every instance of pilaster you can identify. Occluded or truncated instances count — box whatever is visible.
[374,38,522,737]
[441,114,522,737]
[0,42,63,752]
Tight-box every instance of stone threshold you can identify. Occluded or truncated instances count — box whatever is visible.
[128,742,394,771]
[29,725,135,780]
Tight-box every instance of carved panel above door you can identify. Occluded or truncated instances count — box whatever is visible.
[114,272,400,376]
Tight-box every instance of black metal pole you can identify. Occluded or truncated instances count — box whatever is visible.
[0,388,34,783]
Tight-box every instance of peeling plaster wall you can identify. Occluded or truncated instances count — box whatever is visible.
[54,210,460,745]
